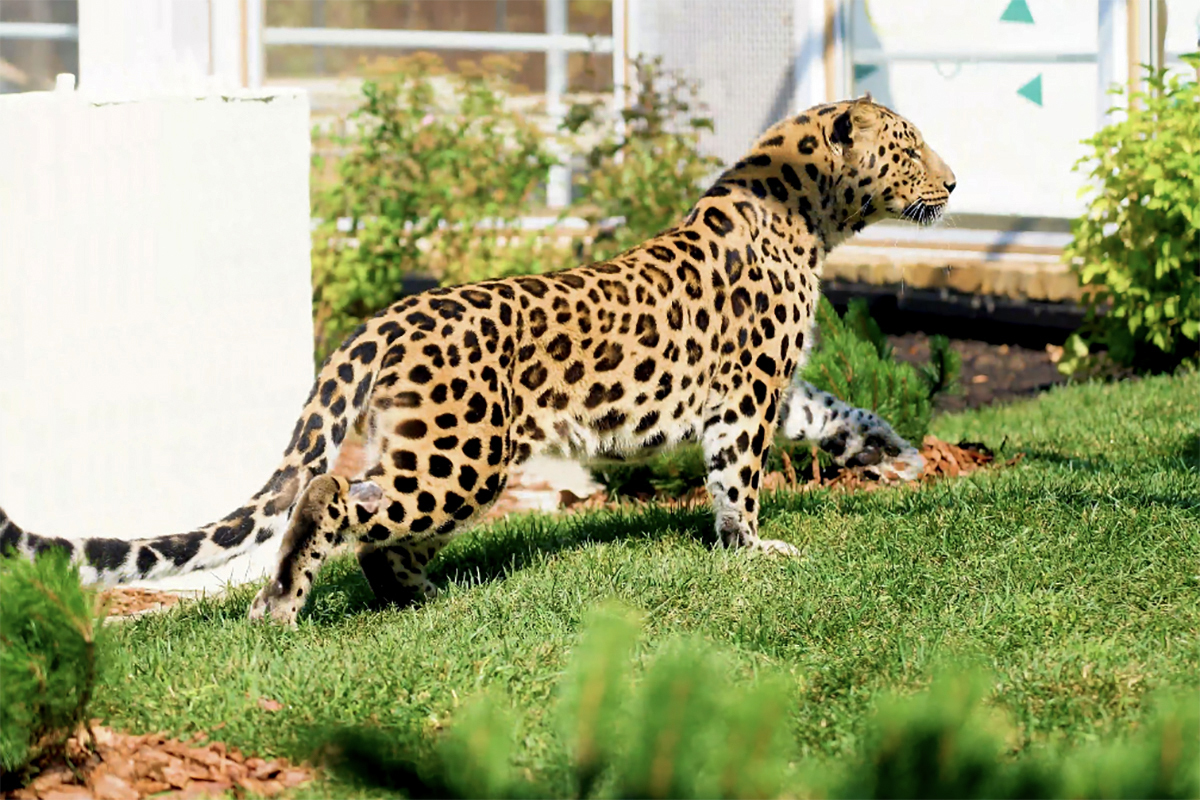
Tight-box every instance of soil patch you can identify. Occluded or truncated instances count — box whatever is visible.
[888,333,1068,412]
[7,723,312,800]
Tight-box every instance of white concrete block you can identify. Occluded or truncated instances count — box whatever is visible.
[0,86,314,592]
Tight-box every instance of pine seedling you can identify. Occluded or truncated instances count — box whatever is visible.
[613,639,724,799]
[557,604,643,798]
[439,696,522,799]
[918,334,963,401]
[705,677,791,800]
[0,550,106,775]
[804,296,935,444]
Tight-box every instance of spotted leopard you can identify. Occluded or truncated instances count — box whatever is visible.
[0,94,954,625]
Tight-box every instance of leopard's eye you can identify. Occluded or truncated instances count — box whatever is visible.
[904,147,921,160]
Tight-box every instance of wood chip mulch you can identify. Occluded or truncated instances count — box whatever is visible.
[98,589,181,619]
[6,723,313,800]
[557,436,1024,513]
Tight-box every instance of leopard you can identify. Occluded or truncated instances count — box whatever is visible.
[0,94,954,625]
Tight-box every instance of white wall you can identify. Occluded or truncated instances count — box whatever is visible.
[0,84,314,592]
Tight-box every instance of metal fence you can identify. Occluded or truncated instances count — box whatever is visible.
[3,0,1196,217]
[261,0,619,208]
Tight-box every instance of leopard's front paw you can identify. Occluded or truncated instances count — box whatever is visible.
[248,581,300,627]
[750,538,802,557]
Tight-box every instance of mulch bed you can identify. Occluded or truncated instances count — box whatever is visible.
[7,724,312,800]
[98,589,181,620]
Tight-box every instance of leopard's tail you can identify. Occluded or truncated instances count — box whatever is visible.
[0,322,385,585]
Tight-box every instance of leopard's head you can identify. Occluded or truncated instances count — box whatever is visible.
[827,94,956,227]
[739,95,956,245]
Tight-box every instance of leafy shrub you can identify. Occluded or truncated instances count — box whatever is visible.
[1062,56,1200,375]
[310,54,559,363]
[314,605,1198,799]
[565,55,723,265]
[0,551,106,777]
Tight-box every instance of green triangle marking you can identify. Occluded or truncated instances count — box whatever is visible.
[1000,0,1034,23]
[854,63,879,81]
[1017,74,1043,106]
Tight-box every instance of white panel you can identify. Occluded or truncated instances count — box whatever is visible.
[793,0,828,109]
[210,0,245,89]
[1165,0,1200,73]
[171,0,212,76]
[849,0,1100,218]
[78,0,217,95]
[879,61,1096,218]
[0,87,314,591]
[862,1,1099,53]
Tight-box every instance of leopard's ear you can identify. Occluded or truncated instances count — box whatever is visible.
[850,96,881,130]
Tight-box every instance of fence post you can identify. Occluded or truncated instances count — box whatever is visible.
[793,0,829,110]
[612,0,627,138]
[545,0,571,209]
[1097,0,1130,130]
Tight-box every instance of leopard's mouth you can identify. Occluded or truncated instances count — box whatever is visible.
[900,198,948,227]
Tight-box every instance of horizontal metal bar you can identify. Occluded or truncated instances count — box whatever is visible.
[263,27,613,54]
[318,214,617,234]
[0,21,78,41]
[853,49,1097,64]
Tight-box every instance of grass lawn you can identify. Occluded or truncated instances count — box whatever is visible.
[94,371,1199,795]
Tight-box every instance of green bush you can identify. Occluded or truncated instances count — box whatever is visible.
[565,55,723,265]
[310,54,559,363]
[314,606,1198,799]
[0,551,106,777]
[1062,57,1200,375]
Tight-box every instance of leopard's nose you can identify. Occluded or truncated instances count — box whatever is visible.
[944,180,956,194]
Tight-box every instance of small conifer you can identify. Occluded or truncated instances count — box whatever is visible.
[0,551,106,776]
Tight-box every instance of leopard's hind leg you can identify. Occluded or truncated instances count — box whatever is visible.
[248,474,372,625]
[249,402,511,625]
[355,540,444,609]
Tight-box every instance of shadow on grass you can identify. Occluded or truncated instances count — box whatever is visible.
[297,503,718,624]
[294,438,1199,626]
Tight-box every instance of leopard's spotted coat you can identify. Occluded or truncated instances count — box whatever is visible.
[0,95,955,624]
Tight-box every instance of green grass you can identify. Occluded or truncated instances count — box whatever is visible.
[95,372,1200,795]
